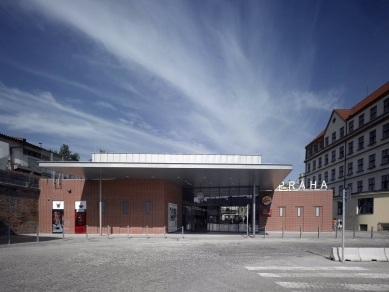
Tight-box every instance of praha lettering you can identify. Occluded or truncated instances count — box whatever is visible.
[278,181,327,190]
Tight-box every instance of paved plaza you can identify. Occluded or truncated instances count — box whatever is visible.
[1,231,389,292]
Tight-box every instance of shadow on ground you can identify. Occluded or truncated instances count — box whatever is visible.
[0,235,62,246]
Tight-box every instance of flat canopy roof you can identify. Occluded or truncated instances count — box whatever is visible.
[39,154,292,190]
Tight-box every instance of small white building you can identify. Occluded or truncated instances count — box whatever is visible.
[0,133,62,176]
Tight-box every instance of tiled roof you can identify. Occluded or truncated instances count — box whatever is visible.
[0,132,54,154]
[334,109,351,120]
[308,81,389,146]
[349,81,389,117]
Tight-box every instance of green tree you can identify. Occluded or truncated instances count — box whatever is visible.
[59,144,80,161]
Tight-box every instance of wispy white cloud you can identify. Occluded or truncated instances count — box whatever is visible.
[95,101,116,111]
[0,0,349,180]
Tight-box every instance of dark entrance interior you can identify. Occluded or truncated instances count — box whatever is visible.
[182,186,258,232]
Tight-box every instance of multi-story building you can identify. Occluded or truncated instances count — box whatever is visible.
[304,81,389,232]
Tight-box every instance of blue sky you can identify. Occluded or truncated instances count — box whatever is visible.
[0,0,389,181]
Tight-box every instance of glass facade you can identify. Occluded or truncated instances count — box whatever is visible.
[182,186,259,232]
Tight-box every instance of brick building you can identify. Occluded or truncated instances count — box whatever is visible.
[39,154,332,234]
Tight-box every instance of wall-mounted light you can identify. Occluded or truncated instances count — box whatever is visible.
[67,189,71,193]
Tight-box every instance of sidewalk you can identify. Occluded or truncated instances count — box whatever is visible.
[1,230,388,246]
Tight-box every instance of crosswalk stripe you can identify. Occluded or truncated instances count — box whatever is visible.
[258,273,389,279]
[276,282,389,291]
[245,266,368,271]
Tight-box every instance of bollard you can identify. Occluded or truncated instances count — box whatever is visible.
[335,226,338,239]
[63,226,65,240]
[318,226,320,239]
[353,226,356,239]
[107,225,110,239]
[282,226,284,239]
[182,226,184,239]
[127,225,130,239]
[300,226,302,238]
[146,226,148,239]
[164,226,166,239]
[264,226,266,239]
[37,225,39,242]
[86,225,88,240]
[371,226,373,239]
[8,225,10,245]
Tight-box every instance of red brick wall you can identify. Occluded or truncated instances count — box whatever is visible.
[39,179,182,234]
[0,184,39,234]
[259,190,333,232]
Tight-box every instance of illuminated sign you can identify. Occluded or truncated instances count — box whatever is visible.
[262,196,272,206]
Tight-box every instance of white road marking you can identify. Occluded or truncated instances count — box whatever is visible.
[245,266,368,271]
[258,273,389,279]
[276,282,389,291]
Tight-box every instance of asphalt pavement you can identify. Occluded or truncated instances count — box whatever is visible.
[1,231,389,291]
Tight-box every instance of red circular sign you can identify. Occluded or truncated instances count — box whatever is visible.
[262,196,272,206]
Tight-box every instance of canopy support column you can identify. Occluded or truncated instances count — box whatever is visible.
[252,176,255,238]
[99,172,102,236]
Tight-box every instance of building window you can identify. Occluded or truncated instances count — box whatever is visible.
[357,158,364,172]
[279,207,284,217]
[339,146,344,158]
[319,139,323,150]
[383,149,389,165]
[359,114,364,127]
[358,136,364,149]
[331,150,336,162]
[297,207,302,217]
[102,201,106,214]
[369,130,376,145]
[369,154,375,169]
[332,132,336,143]
[340,127,345,138]
[307,148,311,158]
[307,178,310,188]
[324,154,328,165]
[123,201,129,214]
[307,163,311,172]
[315,207,320,217]
[325,137,329,147]
[339,166,344,177]
[337,201,343,215]
[368,178,375,191]
[385,98,389,113]
[358,198,373,214]
[324,171,328,182]
[347,183,353,194]
[348,141,354,155]
[382,175,389,190]
[383,123,389,139]
[349,120,354,133]
[331,187,335,196]
[338,185,343,197]
[331,169,335,180]
[357,180,363,193]
[370,106,377,121]
[348,162,353,175]
[313,160,316,170]
[145,201,151,215]
[312,176,316,186]
[318,157,322,168]
[313,143,317,154]
[318,174,322,184]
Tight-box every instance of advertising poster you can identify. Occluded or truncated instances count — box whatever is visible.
[168,203,177,232]
[52,209,64,233]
